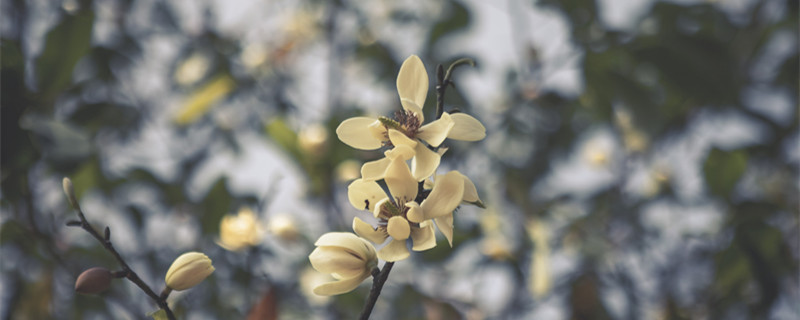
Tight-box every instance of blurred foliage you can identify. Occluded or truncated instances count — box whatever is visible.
[1,0,797,319]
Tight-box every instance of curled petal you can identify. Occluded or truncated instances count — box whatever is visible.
[378,239,410,262]
[411,221,436,251]
[412,143,441,181]
[336,117,384,150]
[309,247,369,279]
[405,201,424,223]
[373,198,392,219]
[448,113,486,141]
[361,158,391,181]
[388,129,417,150]
[387,216,411,240]
[417,113,454,147]
[314,232,376,261]
[353,217,389,245]
[434,214,454,247]
[384,157,418,202]
[348,179,388,212]
[459,172,480,203]
[313,273,370,296]
[420,171,465,219]
[397,55,428,120]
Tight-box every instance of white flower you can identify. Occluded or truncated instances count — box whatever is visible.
[335,55,487,181]
[165,252,215,291]
[308,232,377,296]
[415,171,482,246]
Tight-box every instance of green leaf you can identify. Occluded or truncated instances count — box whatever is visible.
[265,118,300,159]
[34,9,94,98]
[703,148,748,197]
[426,1,470,48]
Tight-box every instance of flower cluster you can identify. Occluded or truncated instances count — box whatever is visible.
[309,55,486,295]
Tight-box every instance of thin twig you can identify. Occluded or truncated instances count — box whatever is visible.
[358,262,395,320]
[63,178,176,320]
[435,58,475,120]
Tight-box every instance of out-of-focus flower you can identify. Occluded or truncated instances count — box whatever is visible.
[174,53,210,86]
[267,214,298,241]
[240,43,269,69]
[481,236,513,260]
[218,207,264,251]
[165,252,215,291]
[75,267,113,294]
[335,160,362,182]
[526,220,551,298]
[335,55,486,181]
[308,232,377,296]
[298,123,329,155]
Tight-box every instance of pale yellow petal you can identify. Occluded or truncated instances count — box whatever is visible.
[412,143,441,181]
[448,113,486,141]
[314,232,374,259]
[388,129,417,150]
[373,198,392,219]
[411,221,436,251]
[352,217,389,244]
[347,179,388,211]
[309,247,367,278]
[336,117,384,150]
[313,273,369,296]
[405,201,424,223]
[401,98,424,122]
[385,144,415,161]
[361,158,391,181]
[459,172,480,203]
[397,55,428,116]
[417,113,454,147]
[386,216,410,240]
[384,157,418,202]
[420,171,464,219]
[378,239,410,262]
[434,214,454,247]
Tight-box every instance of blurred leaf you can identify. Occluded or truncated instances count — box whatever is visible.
[265,118,300,159]
[35,9,94,98]
[703,148,748,197]
[148,309,168,320]
[19,115,92,171]
[0,219,27,245]
[174,74,235,125]
[199,178,233,234]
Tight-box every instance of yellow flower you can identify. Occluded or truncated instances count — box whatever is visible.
[417,171,483,246]
[308,232,377,296]
[335,55,486,181]
[267,214,299,241]
[165,252,215,291]
[217,207,264,251]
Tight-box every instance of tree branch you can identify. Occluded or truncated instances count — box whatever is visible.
[358,262,395,320]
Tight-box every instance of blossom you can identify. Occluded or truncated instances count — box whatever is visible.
[75,267,113,294]
[217,207,264,251]
[165,252,215,291]
[335,55,487,181]
[419,171,482,246]
[308,232,377,296]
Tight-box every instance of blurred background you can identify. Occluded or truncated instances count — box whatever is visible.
[1,0,798,319]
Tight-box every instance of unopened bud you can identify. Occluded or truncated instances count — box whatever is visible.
[75,267,113,294]
[62,177,80,210]
[165,252,215,291]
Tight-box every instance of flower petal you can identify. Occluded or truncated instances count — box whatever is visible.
[378,239,410,262]
[384,157,418,202]
[401,99,424,122]
[388,129,417,150]
[336,117,384,150]
[434,214,454,247]
[420,171,465,219]
[386,144,415,161]
[314,232,376,259]
[347,179,387,212]
[448,113,486,141]
[459,172,480,203]
[387,216,410,240]
[313,273,369,296]
[411,221,436,251]
[309,246,368,278]
[361,158,391,181]
[412,143,441,181]
[353,217,389,244]
[397,55,428,117]
[417,113,454,147]
[405,201,424,223]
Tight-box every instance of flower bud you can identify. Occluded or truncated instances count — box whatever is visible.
[75,267,112,294]
[308,232,377,296]
[165,252,215,291]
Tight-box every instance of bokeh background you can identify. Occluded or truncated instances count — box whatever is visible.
[1,0,798,319]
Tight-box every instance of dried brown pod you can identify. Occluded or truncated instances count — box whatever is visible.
[75,267,112,294]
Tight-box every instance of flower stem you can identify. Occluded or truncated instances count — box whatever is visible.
[435,58,476,120]
[63,178,176,320]
[358,262,395,320]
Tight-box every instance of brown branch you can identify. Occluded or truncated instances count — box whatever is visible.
[63,178,176,320]
[435,58,475,120]
[358,262,395,320]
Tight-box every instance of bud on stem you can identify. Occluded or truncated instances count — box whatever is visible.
[62,177,81,211]
[75,267,113,294]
